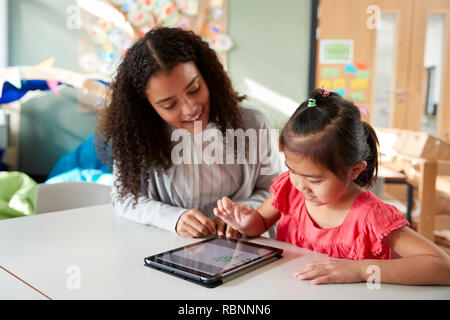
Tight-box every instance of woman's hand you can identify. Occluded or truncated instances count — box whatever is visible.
[293,259,364,285]
[176,209,216,238]
[214,217,241,239]
[213,197,259,234]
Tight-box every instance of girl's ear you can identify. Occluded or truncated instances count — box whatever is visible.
[349,160,367,181]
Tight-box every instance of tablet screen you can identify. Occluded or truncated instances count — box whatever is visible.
[153,238,276,276]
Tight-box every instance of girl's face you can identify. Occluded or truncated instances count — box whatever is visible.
[145,62,211,133]
[284,150,363,207]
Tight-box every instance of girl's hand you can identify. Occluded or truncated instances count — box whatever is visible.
[214,217,241,239]
[176,209,216,238]
[293,259,364,285]
[213,197,257,234]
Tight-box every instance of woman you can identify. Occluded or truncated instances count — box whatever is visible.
[97,27,282,238]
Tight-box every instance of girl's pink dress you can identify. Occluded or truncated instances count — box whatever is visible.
[271,171,409,260]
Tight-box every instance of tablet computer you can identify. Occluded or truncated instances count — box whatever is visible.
[144,237,283,288]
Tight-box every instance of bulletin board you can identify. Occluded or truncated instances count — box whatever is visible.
[316,38,373,122]
[314,0,379,124]
[78,0,231,81]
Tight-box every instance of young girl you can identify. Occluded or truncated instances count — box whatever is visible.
[214,88,450,285]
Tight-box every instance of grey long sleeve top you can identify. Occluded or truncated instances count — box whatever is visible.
[112,103,283,234]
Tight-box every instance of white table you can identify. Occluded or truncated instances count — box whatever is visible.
[0,204,448,300]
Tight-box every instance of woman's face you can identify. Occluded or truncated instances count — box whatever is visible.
[145,62,211,133]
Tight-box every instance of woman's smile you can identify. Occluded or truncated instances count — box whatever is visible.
[182,108,204,123]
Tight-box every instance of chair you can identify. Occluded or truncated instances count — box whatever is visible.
[35,182,112,214]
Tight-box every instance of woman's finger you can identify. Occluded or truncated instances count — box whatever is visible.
[186,214,211,236]
[181,223,202,238]
[194,212,216,234]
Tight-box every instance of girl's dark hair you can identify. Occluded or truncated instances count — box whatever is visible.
[280,88,379,188]
[96,27,245,203]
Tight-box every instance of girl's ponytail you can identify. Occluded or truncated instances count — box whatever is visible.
[354,122,379,188]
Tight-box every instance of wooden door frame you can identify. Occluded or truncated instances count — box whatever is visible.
[415,1,450,139]
[308,0,319,94]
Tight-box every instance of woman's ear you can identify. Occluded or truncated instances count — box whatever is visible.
[349,160,367,181]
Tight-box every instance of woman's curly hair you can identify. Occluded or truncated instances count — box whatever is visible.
[96,27,245,204]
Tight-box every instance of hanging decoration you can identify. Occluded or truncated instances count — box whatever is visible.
[78,0,232,79]
[0,64,109,105]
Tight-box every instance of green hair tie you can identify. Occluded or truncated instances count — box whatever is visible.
[308,98,317,108]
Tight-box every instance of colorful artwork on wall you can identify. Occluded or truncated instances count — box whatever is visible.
[78,0,232,80]
[317,52,372,120]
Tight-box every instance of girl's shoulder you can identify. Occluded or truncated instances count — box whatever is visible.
[270,171,304,214]
[354,191,410,250]
[270,171,291,193]
[352,191,407,223]
[354,191,404,216]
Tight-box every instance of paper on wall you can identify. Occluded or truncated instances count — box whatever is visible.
[321,67,339,78]
[350,79,368,90]
[319,39,354,64]
[332,78,346,89]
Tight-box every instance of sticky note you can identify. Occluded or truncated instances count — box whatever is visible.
[355,61,368,69]
[332,78,346,89]
[356,70,371,79]
[322,68,339,78]
[318,79,331,89]
[344,64,357,73]
[332,88,346,97]
[350,92,365,102]
[350,79,368,90]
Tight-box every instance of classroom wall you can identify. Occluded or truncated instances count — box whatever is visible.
[228,0,311,129]
[7,0,311,176]
[0,0,7,68]
[8,0,95,177]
